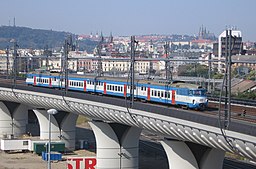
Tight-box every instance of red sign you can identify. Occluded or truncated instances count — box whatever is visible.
[67,157,96,169]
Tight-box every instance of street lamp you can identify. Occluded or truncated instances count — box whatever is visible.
[47,109,58,169]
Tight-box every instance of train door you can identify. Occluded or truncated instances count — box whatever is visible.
[172,90,176,104]
[33,76,36,85]
[49,78,52,87]
[147,87,150,101]
[84,80,87,92]
[104,82,107,94]
[124,84,127,97]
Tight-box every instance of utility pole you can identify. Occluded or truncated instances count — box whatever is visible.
[227,29,232,127]
[130,36,136,107]
[6,46,10,78]
[11,39,18,88]
[164,41,171,82]
[148,40,153,79]
[97,33,104,76]
[45,45,49,70]
[63,35,73,94]
[222,29,232,129]
[208,53,212,93]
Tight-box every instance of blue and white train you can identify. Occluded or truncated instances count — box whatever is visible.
[25,72,208,110]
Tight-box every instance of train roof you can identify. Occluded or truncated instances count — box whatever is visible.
[28,71,204,90]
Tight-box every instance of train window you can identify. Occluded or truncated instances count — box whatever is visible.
[107,85,109,90]
[121,87,123,92]
[158,91,160,97]
[115,86,117,91]
[118,86,120,91]
[161,91,164,98]
[151,90,154,96]
[154,90,157,96]
[168,92,170,98]
[192,90,205,96]
[141,86,143,91]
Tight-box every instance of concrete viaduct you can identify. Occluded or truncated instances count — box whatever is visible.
[0,86,255,169]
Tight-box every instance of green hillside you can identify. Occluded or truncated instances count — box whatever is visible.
[0,26,72,49]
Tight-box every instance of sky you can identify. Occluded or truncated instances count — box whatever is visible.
[0,0,256,41]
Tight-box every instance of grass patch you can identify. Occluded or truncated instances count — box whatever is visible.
[76,115,89,125]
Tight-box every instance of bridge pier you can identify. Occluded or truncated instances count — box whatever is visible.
[161,139,225,169]
[89,121,142,169]
[33,109,77,150]
[0,101,28,138]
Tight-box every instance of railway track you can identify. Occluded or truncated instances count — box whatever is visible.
[0,77,255,124]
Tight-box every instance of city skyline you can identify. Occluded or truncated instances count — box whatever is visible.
[0,0,256,41]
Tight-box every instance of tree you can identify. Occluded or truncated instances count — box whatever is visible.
[177,63,209,77]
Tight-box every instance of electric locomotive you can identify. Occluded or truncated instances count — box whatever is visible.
[26,72,208,110]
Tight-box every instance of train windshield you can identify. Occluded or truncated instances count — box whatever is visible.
[189,90,206,96]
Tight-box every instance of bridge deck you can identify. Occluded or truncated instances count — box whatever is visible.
[1,82,254,137]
